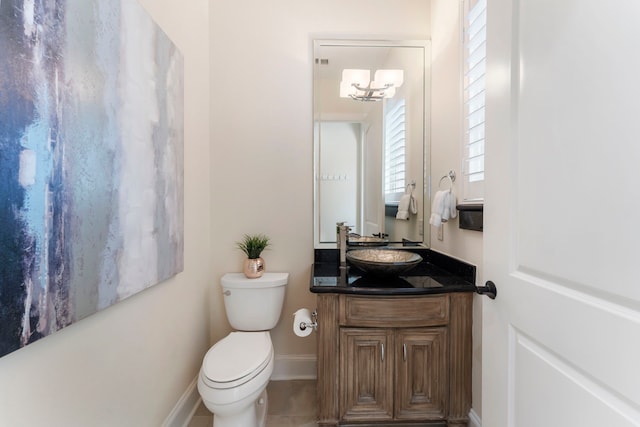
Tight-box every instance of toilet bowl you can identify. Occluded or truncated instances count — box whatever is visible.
[197,332,274,427]
[197,272,288,427]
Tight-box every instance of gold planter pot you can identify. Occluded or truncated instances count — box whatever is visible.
[243,257,265,278]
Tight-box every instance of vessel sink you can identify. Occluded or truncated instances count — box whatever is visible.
[347,236,389,247]
[346,249,423,276]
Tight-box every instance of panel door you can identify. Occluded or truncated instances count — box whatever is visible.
[484,0,640,425]
[339,328,394,422]
[395,328,449,421]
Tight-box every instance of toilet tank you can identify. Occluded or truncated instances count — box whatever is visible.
[220,272,288,331]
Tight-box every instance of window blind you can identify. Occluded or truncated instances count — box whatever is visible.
[463,0,486,200]
[384,99,406,201]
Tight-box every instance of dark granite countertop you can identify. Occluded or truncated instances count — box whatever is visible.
[310,248,477,296]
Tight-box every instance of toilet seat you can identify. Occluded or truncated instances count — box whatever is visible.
[201,332,272,390]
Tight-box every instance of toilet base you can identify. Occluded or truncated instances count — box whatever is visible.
[210,390,268,427]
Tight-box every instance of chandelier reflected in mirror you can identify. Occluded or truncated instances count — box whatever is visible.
[339,69,404,102]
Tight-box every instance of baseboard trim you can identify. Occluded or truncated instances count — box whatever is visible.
[468,408,482,427]
[271,354,317,380]
[162,375,202,427]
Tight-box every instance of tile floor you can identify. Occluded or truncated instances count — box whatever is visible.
[188,379,317,427]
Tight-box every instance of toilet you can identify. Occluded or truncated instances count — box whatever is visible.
[197,272,288,427]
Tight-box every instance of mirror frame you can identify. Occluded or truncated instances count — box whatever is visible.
[313,39,431,249]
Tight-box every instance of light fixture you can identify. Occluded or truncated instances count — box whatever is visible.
[340,69,404,102]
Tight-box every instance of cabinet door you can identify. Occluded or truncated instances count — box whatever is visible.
[395,328,449,420]
[339,328,394,422]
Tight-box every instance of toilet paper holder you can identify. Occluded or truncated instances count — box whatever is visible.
[298,310,318,332]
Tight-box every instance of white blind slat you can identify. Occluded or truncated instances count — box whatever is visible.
[468,140,484,158]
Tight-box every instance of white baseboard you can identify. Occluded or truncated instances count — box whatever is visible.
[162,375,202,427]
[271,354,317,380]
[468,408,482,427]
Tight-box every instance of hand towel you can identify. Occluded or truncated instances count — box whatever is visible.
[442,190,457,222]
[396,194,411,220]
[429,190,446,227]
[409,194,418,215]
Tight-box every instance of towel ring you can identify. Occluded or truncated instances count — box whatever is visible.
[438,170,456,191]
[406,180,416,195]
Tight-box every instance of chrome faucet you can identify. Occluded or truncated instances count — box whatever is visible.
[336,222,352,268]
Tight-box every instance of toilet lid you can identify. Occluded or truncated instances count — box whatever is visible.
[202,332,272,388]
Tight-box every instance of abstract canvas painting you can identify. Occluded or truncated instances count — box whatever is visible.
[0,0,184,358]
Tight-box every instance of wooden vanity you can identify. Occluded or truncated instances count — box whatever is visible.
[311,249,475,427]
[316,293,472,426]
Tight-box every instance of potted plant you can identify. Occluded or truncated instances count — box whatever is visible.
[236,233,270,278]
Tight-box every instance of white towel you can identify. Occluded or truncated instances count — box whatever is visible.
[429,190,447,227]
[396,194,411,220]
[447,189,458,220]
[442,190,458,222]
[429,190,457,227]
[409,194,418,215]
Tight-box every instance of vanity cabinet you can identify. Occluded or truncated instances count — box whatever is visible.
[317,293,472,427]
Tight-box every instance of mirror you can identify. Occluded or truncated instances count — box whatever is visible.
[313,39,430,248]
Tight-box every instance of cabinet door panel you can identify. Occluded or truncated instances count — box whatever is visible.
[340,328,394,422]
[395,328,449,420]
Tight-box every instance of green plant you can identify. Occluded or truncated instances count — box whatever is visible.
[236,234,270,259]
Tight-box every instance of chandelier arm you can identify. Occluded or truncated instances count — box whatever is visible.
[349,93,385,102]
[351,82,394,92]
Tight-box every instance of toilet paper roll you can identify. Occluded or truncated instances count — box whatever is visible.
[293,308,313,337]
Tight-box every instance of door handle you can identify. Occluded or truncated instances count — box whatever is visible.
[380,343,385,362]
[403,343,407,362]
[476,281,497,299]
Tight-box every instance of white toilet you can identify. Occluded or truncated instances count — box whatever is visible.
[197,272,288,427]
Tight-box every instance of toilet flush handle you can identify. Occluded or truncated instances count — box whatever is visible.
[223,290,231,296]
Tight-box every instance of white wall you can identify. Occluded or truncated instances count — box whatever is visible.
[0,1,211,425]
[430,0,484,419]
[209,0,431,365]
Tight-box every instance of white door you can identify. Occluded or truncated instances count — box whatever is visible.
[483,1,640,426]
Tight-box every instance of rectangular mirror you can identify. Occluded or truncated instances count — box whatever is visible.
[313,39,430,248]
